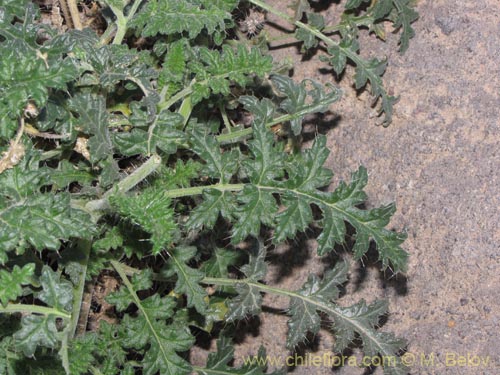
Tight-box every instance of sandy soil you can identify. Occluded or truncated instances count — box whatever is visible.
[206,1,499,374]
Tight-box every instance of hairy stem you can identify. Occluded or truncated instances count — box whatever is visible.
[110,260,179,370]
[66,0,82,30]
[202,277,400,364]
[192,366,230,375]
[248,0,384,107]
[58,0,82,30]
[110,0,144,45]
[85,154,162,213]
[68,239,92,338]
[0,303,71,319]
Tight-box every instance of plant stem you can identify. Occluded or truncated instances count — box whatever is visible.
[67,239,92,338]
[90,366,104,375]
[99,23,117,46]
[163,183,245,199]
[157,82,195,112]
[66,0,83,30]
[0,303,71,319]
[111,10,127,45]
[248,0,372,84]
[219,104,233,133]
[110,0,144,45]
[192,366,233,375]
[111,260,174,368]
[202,277,296,300]
[201,276,398,362]
[85,154,162,213]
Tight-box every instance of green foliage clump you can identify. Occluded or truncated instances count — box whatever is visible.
[0,0,417,374]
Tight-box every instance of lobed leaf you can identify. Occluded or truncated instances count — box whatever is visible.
[0,41,78,123]
[295,12,325,50]
[110,186,177,255]
[0,191,94,264]
[162,246,208,313]
[271,75,341,135]
[190,128,240,182]
[0,263,35,306]
[130,0,234,39]
[226,241,267,321]
[389,0,419,54]
[13,315,59,357]
[189,44,273,104]
[110,264,195,375]
[201,247,241,279]
[189,116,407,272]
[287,261,348,347]
[198,335,282,374]
[113,104,186,157]
[36,266,73,313]
[69,93,112,163]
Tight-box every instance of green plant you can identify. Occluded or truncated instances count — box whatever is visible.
[0,0,417,374]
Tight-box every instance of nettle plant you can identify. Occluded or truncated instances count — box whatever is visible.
[0,0,417,374]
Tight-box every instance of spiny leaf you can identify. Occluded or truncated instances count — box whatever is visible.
[113,105,186,157]
[320,39,358,76]
[283,266,407,374]
[69,93,112,163]
[271,74,341,135]
[286,261,348,348]
[67,333,97,375]
[185,189,237,230]
[130,0,234,39]
[93,321,128,374]
[226,283,263,322]
[0,40,77,119]
[93,227,124,252]
[162,246,208,313]
[199,335,277,375]
[106,269,154,312]
[240,240,268,281]
[347,0,417,54]
[201,248,241,279]
[226,242,267,321]
[0,263,35,306]
[36,266,73,312]
[390,0,419,54]
[13,315,58,357]
[119,308,194,375]
[0,0,31,21]
[254,124,406,270]
[0,192,94,264]
[191,115,407,271]
[157,159,201,190]
[241,97,285,184]
[321,40,397,124]
[238,96,276,126]
[51,160,95,188]
[110,263,195,375]
[111,187,177,255]
[329,298,408,371]
[159,38,189,88]
[189,45,273,104]
[232,185,278,243]
[295,12,325,50]
[189,128,239,182]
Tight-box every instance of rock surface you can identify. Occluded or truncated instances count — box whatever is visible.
[216,1,500,374]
